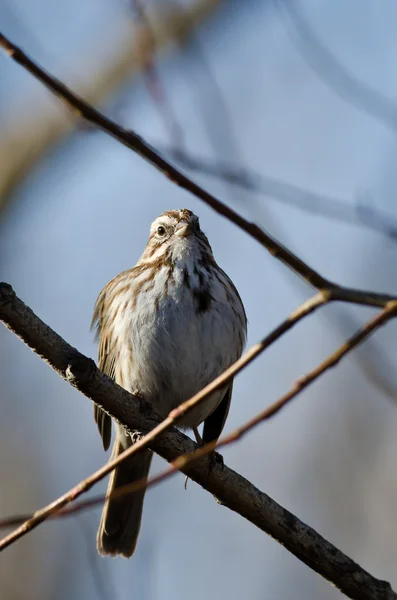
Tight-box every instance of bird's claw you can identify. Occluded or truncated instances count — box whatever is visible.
[131,431,144,444]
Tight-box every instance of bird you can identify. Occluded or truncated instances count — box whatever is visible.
[92,208,247,557]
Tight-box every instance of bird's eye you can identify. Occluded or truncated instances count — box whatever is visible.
[157,225,166,237]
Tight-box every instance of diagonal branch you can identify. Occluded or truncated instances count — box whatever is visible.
[1,283,397,600]
[0,296,397,524]
[165,148,397,243]
[1,32,397,309]
[0,285,324,550]
[0,36,330,298]
[0,31,326,289]
[3,297,395,530]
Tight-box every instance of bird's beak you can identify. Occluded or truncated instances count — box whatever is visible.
[174,222,192,237]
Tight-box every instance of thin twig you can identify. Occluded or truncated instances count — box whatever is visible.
[164,147,397,242]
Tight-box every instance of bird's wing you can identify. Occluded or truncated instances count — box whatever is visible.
[92,289,117,451]
[202,383,233,444]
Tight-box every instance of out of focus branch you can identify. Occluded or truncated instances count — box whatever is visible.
[4,15,395,245]
[131,0,185,148]
[1,284,397,600]
[164,148,397,242]
[276,0,397,131]
[0,0,221,206]
[2,33,397,304]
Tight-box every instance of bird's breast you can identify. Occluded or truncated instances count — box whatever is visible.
[116,263,246,426]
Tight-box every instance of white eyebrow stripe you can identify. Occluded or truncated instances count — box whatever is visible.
[150,215,177,234]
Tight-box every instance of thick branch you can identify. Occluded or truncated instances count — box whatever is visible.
[0,283,396,600]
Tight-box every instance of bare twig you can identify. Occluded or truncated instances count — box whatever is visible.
[331,309,397,403]
[164,147,397,242]
[0,285,396,599]
[217,300,397,442]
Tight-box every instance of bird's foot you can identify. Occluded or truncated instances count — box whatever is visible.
[130,430,144,444]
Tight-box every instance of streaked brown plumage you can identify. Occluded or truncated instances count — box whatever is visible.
[92,209,247,557]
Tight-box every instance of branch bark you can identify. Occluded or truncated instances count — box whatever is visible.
[0,283,396,600]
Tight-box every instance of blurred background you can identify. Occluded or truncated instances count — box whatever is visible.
[1,0,397,598]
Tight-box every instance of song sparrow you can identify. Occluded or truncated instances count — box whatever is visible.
[92,208,247,557]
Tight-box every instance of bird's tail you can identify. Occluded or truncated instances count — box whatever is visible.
[97,428,153,558]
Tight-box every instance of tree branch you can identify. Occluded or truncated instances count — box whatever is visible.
[0,284,323,549]
[2,298,395,533]
[165,148,397,243]
[1,283,397,599]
